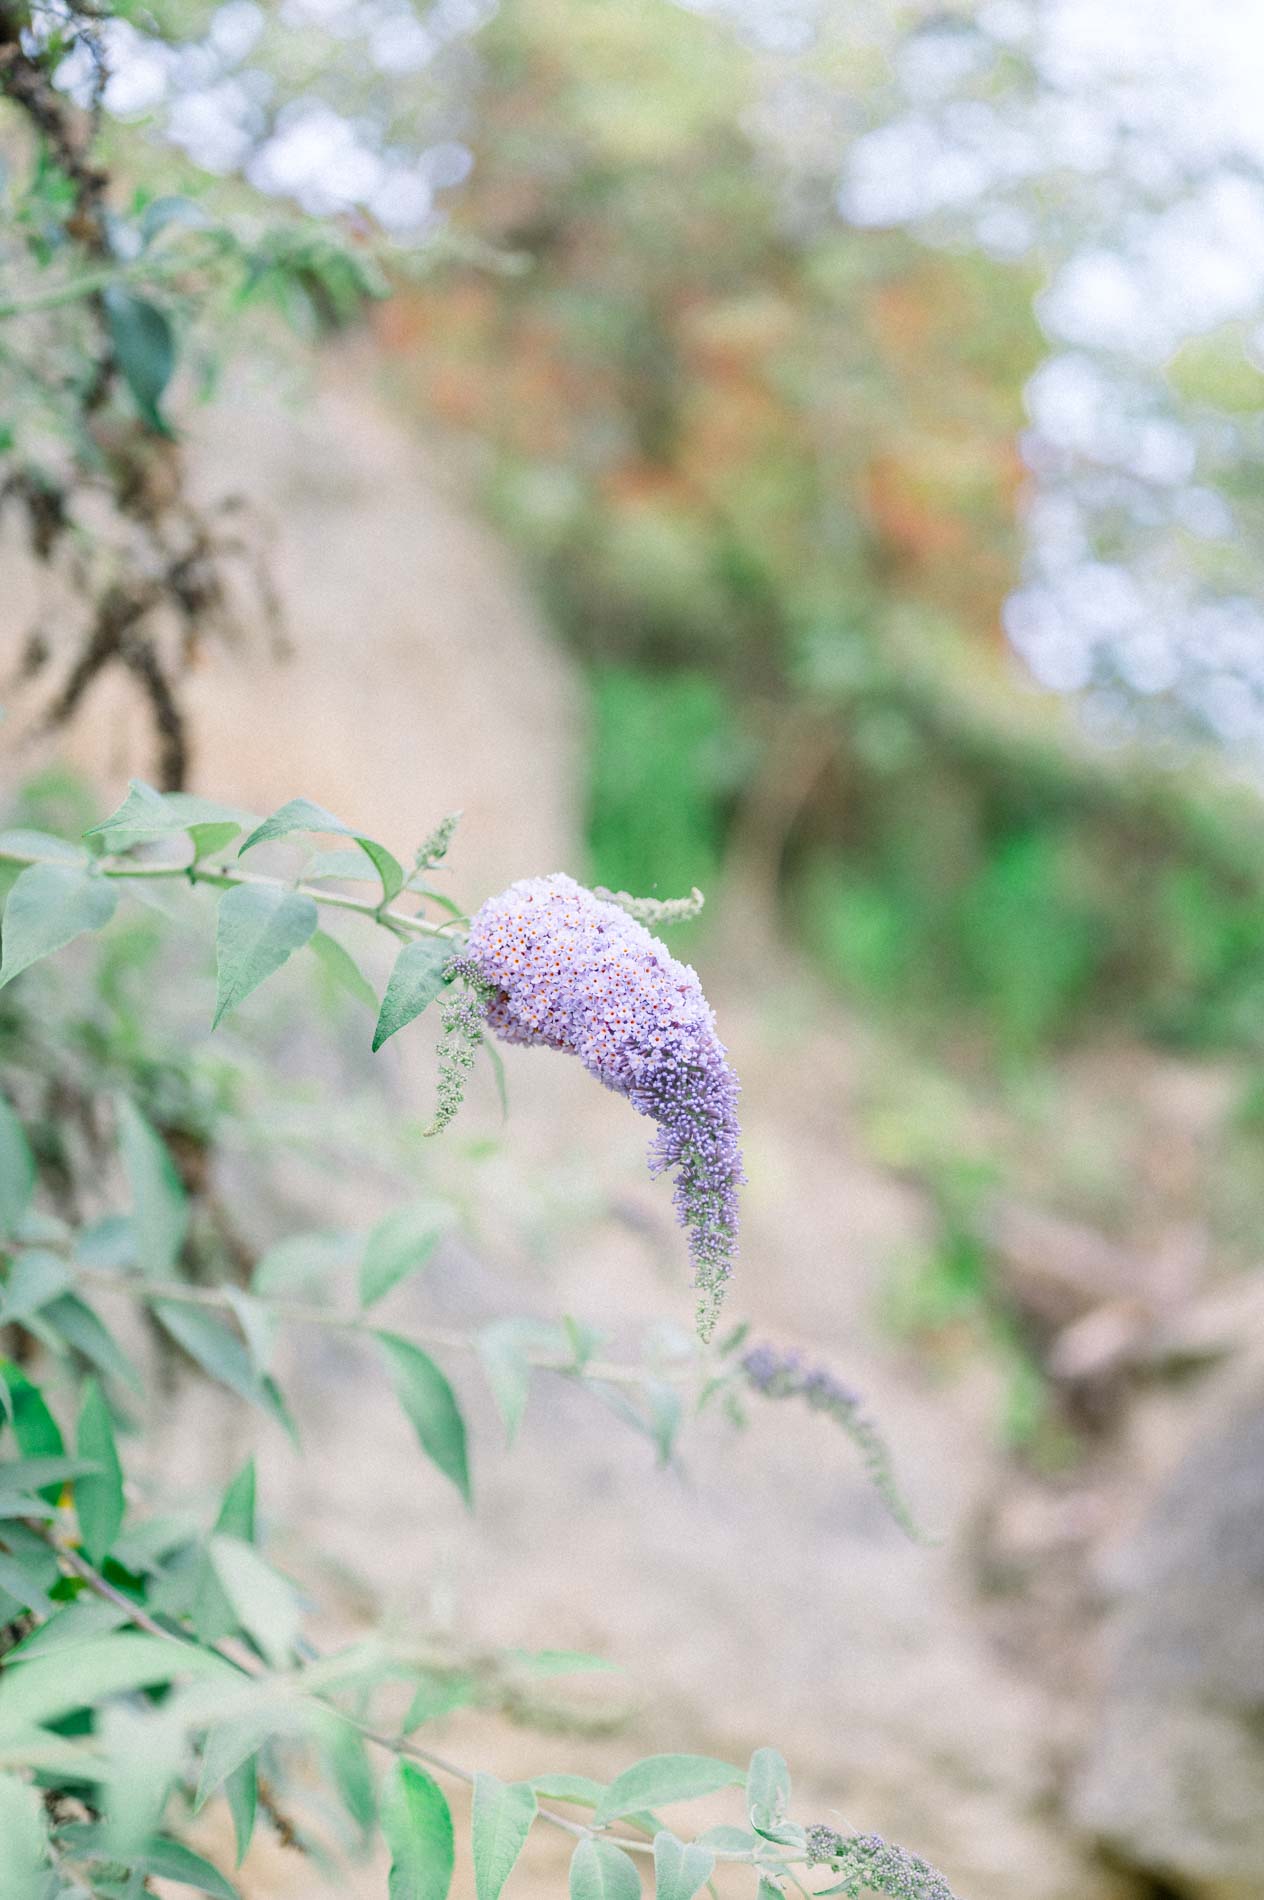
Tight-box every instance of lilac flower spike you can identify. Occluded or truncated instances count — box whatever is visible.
[466,873,744,1338]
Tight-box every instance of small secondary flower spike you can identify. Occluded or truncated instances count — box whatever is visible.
[467,873,743,1337]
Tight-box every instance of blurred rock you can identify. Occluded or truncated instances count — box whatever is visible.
[1072,1390,1264,1898]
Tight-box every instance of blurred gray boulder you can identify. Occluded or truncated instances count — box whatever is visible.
[1073,1391,1264,1899]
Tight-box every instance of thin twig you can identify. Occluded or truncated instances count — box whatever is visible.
[0,842,461,940]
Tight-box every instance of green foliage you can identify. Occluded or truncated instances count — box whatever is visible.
[587,669,739,911]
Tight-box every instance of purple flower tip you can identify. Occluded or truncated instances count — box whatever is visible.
[467,874,743,1337]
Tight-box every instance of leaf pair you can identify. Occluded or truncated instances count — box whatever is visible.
[382,1765,536,1900]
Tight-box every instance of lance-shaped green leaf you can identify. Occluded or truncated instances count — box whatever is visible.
[0,1771,49,1898]
[652,1832,715,1900]
[55,1822,242,1900]
[529,1774,606,1808]
[0,1522,65,1613]
[471,1772,537,1900]
[133,1835,242,1899]
[372,938,452,1051]
[359,1200,452,1308]
[0,1096,34,1238]
[0,1249,70,1324]
[595,1756,743,1825]
[0,828,86,867]
[238,797,404,906]
[193,1687,311,1813]
[0,861,117,987]
[223,1289,278,1380]
[381,1760,454,1900]
[42,1293,144,1393]
[213,884,317,1027]
[0,1632,231,1734]
[208,1535,302,1668]
[103,286,177,434]
[568,1837,642,1900]
[225,1756,258,1866]
[318,1711,376,1840]
[117,1096,187,1278]
[153,1302,293,1435]
[86,780,248,852]
[746,1747,792,1840]
[308,928,377,1010]
[2,1363,65,1503]
[402,1669,476,1731]
[476,1320,564,1447]
[377,1334,471,1504]
[75,1380,124,1565]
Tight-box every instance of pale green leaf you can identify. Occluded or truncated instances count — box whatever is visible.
[377,1333,471,1504]
[596,1757,742,1825]
[208,1535,301,1667]
[0,1095,34,1238]
[359,1200,452,1308]
[308,928,378,1010]
[134,1834,241,1899]
[509,1649,617,1677]
[225,1756,258,1866]
[471,1771,537,1900]
[319,1712,376,1839]
[695,1825,758,1852]
[476,1321,563,1447]
[213,884,317,1027]
[0,1633,230,1734]
[746,1748,791,1838]
[102,287,177,434]
[381,1760,455,1900]
[0,862,117,986]
[251,1230,349,1300]
[76,1379,125,1565]
[402,1670,476,1731]
[568,1837,642,1900]
[117,1096,187,1278]
[652,1831,715,1900]
[372,939,452,1051]
[0,828,87,866]
[42,1293,144,1393]
[223,1289,278,1378]
[0,1770,49,1900]
[0,1550,56,1616]
[238,799,403,904]
[153,1302,292,1433]
[0,1248,71,1323]
[528,1774,606,1807]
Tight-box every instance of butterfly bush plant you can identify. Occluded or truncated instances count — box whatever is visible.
[0,785,954,1900]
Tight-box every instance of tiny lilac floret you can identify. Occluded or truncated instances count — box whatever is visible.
[466,873,743,1338]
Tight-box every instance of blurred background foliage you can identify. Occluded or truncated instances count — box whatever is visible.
[376,0,1264,1080]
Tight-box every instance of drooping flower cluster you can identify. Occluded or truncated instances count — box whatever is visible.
[741,1344,925,1540]
[424,958,494,1137]
[804,1827,959,1900]
[466,874,743,1337]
